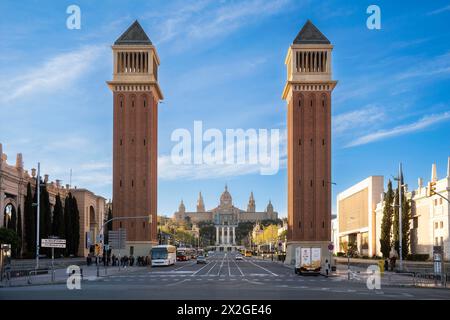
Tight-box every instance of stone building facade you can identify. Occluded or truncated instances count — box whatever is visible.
[0,143,106,257]
[374,158,450,260]
[174,185,278,225]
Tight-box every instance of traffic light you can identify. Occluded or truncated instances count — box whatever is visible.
[95,243,101,255]
[427,181,436,197]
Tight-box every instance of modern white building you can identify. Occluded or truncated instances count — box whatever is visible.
[336,176,384,257]
[375,158,450,260]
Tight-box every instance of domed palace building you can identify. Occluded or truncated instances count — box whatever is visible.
[174,185,278,251]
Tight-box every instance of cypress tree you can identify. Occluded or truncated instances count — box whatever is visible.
[64,193,73,256]
[380,180,394,257]
[17,206,22,257]
[52,194,65,238]
[72,196,80,256]
[392,179,411,258]
[38,183,51,256]
[105,207,113,244]
[9,206,17,232]
[24,182,35,255]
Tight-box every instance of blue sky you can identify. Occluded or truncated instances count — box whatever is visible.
[1,0,449,219]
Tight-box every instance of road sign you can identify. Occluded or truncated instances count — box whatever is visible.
[41,238,66,248]
[328,243,334,252]
[109,229,126,250]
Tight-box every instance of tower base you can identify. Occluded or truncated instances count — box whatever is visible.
[285,241,333,269]
[111,241,158,257]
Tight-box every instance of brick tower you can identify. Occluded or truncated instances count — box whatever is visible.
[107,21,163,256]
[282,20,337,265]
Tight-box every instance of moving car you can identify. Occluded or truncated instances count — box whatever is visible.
[196,255,207,264]
[176,250,188,261]
[244,250,252,257]
[235,254,243,261]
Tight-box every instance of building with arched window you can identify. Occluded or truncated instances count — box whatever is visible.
[0,142,106,257]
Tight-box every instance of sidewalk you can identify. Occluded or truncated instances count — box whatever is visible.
[0,265,147,288]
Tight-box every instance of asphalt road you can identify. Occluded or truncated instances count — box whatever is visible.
[1,252,450,300]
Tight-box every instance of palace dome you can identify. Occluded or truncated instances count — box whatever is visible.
[220,185,232,207]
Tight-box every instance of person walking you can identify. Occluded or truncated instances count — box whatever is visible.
[324,259,331,277]
[389,247,398,271]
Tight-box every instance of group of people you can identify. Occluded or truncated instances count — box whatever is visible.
[86,253,151,267]
[110,255,150,267]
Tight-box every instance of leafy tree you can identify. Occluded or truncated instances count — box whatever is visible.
[235,221,254,245]
[380,180,394,257]
[197,221,215,246]
[0,228,21,258]
[52,194,64,238]
[24,182,35,255]
[392,178,411,258]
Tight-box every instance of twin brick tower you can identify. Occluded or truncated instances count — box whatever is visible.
[108,20,336,262]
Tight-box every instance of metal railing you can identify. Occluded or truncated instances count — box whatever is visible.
[27,268,51,285]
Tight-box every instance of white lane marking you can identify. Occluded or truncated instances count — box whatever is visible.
[206,262,218,276]
[244,278,263,285]
[166,279,191,287]
[231,256,245,276]
[173,261,197,271]
[192,261,213,276]
[217,253,227,276]
[245,259,278,276]
[150,271,194,274]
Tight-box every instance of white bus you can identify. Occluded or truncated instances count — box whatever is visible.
[151,245,177,266]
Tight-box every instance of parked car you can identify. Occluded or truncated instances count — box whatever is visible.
[197,255,207,264]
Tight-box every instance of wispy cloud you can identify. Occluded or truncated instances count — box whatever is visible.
[0,45,105,103]
[396,52,450,80]
[159,129,287,180]
[427,5,450,15]
[346,111,450,147]
[333,105,385,135]
[151,0,292,48]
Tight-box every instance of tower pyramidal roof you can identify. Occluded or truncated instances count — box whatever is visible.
[115,20,152,45]
[293,20,330,44]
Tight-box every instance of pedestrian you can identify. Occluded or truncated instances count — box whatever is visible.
[389,247,398,271]
[324,259,330,277]
[384,258,389,272]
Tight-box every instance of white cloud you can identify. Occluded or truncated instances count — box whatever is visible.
[396,52,450,80]
[333,106,385,135]
[152,0,291,47]
[0,45,105,103]
[346,111,450,147]
[427,5,450,15]
[159,129,287,180]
